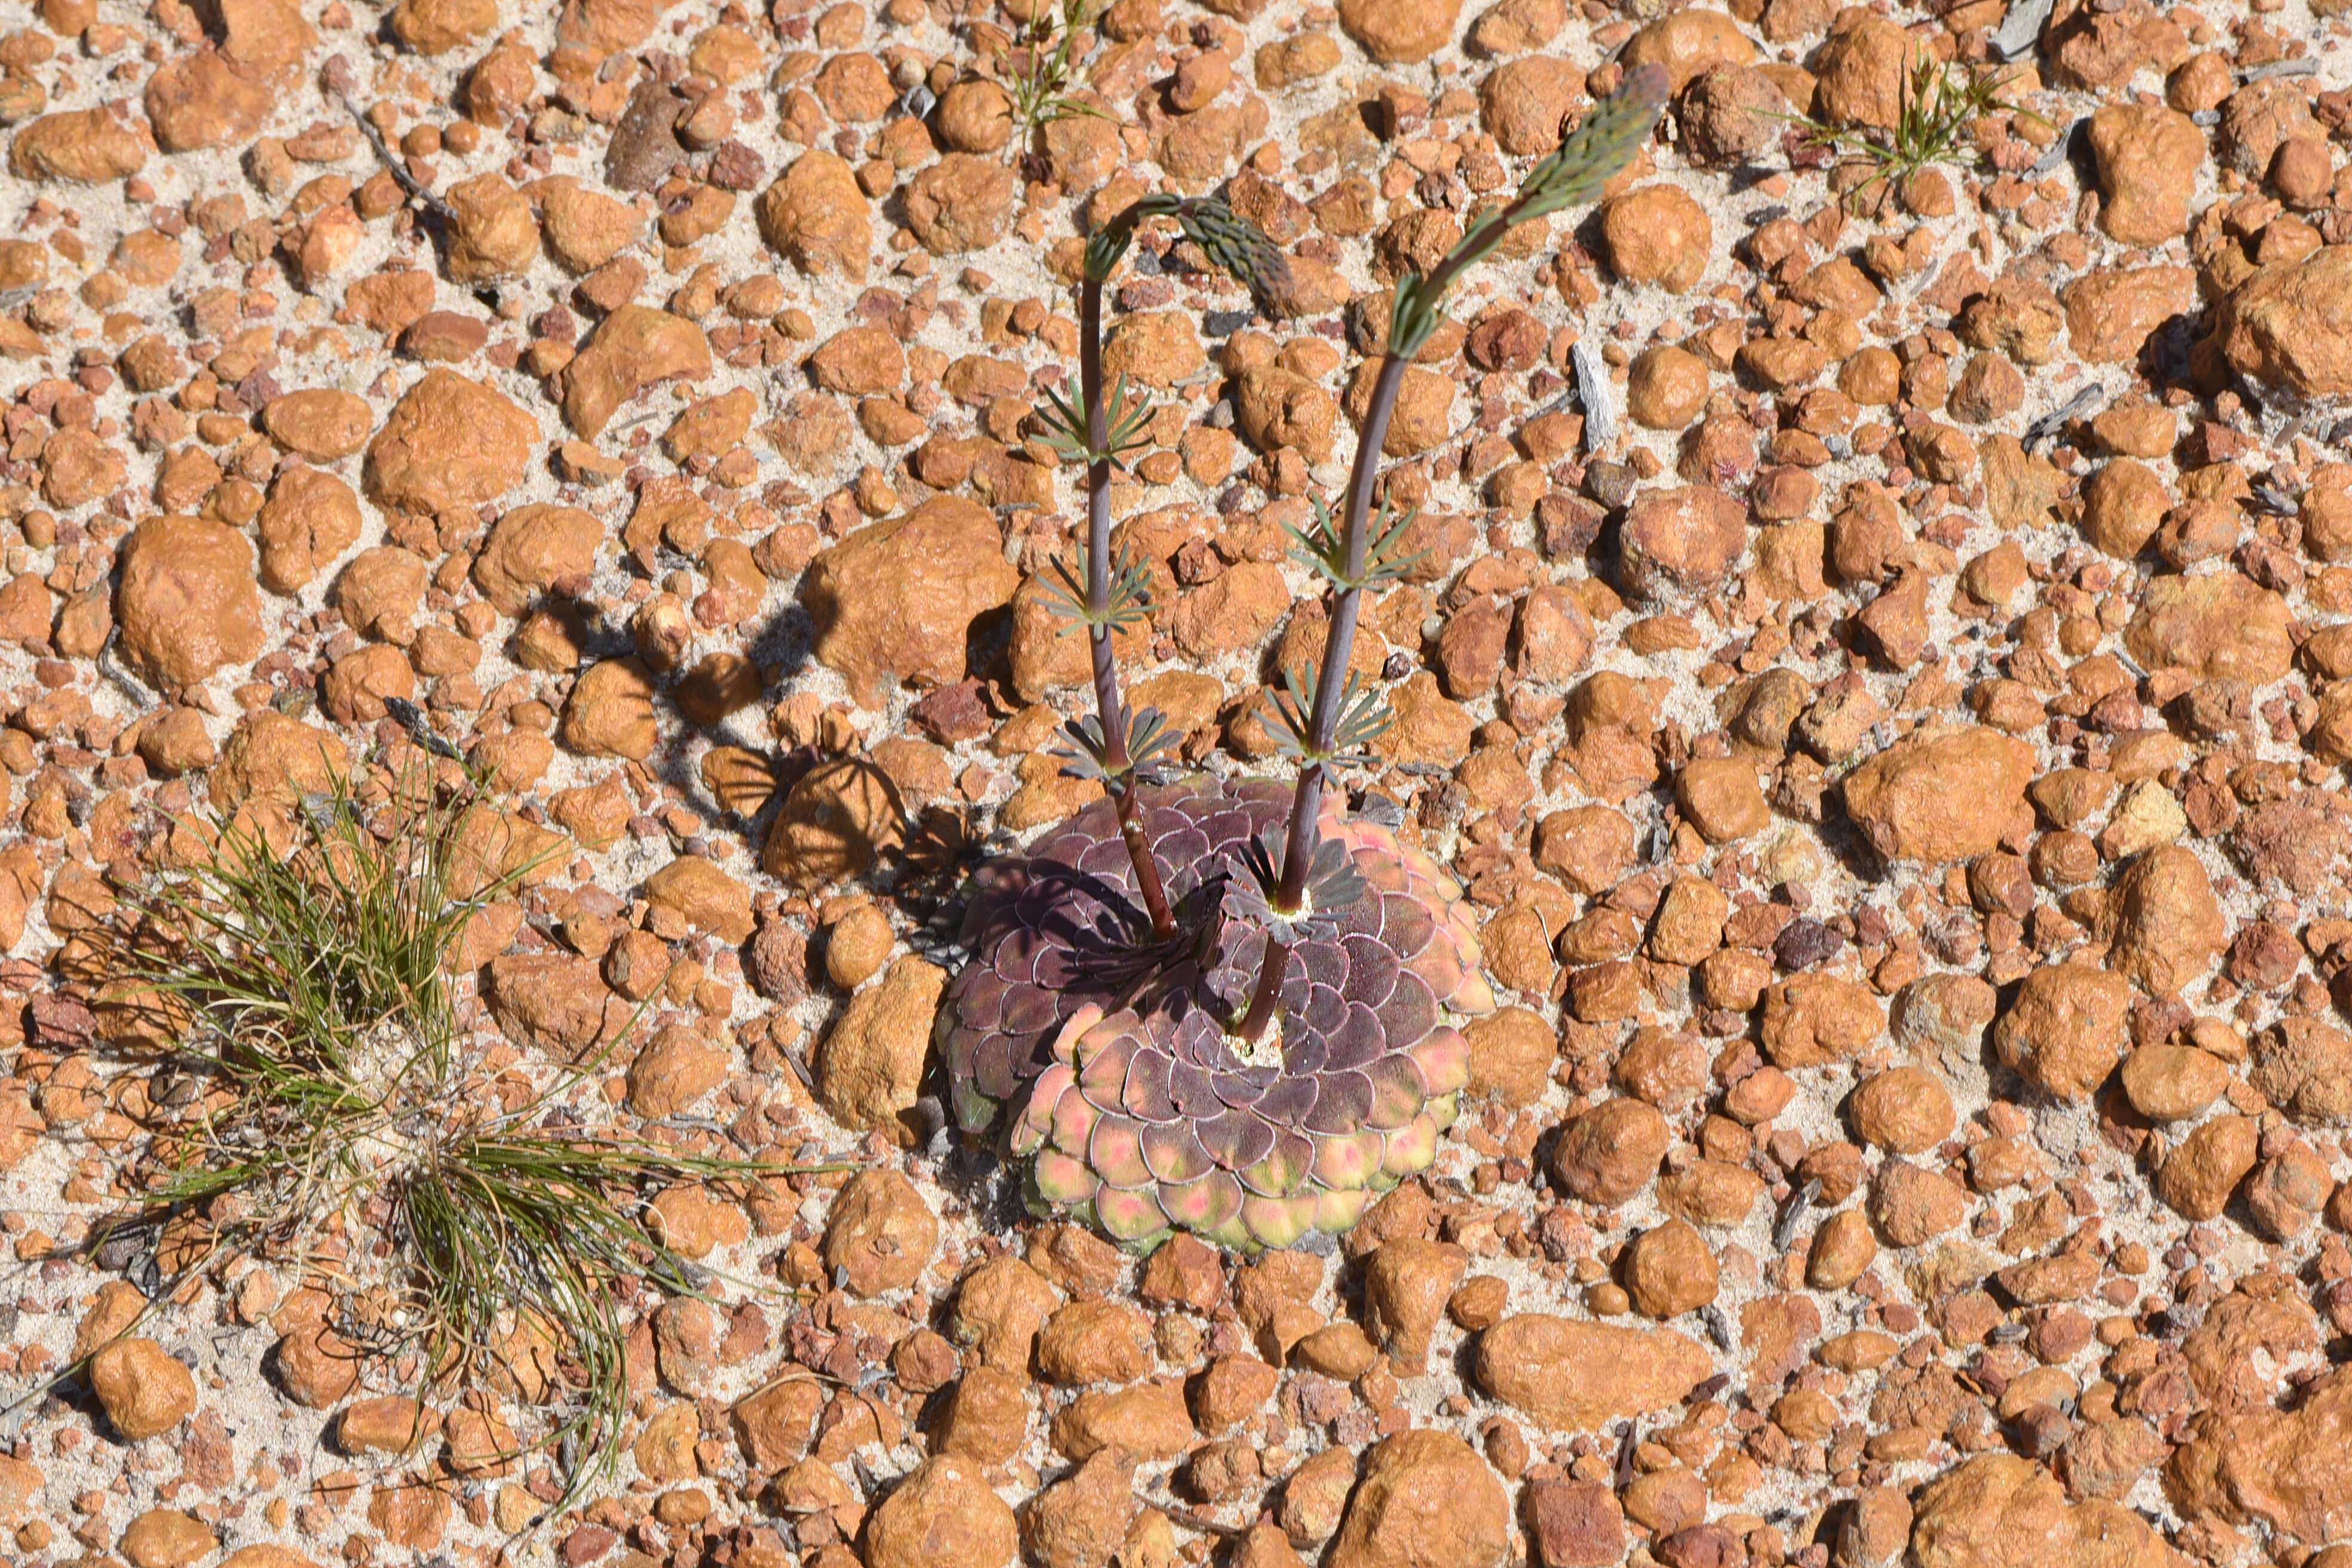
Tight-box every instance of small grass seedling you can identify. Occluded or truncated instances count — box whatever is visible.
[1790,55,2036,207]
[990,0,1107,163]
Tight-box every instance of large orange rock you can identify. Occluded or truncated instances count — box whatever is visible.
[2208,244,2352,397]
[87,1337,196,1440]
[803,498,1020,706]
[756,151,871,278]
[364,370,537,517]
[865,1456,1017,1568]
[1474,1315,1711,1432]
[2122,572,2293,684]
[558,305,712,436]
[11,105,154,181]
[1329,1429,1508,1568]
[114,517,265,689]
[1915,1454,2167,1568]
[472,504,602,615]
[143,0,312,152]
[1336,0,1463,63]
[1841,724,2035,864]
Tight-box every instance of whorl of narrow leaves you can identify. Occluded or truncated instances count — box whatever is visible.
[1287,493,1426,593]
[1040,537,1153,632]
[1055,705,1177,790]
[1264,664,1391,768]
[1038,373,1154,468]
[1227,826,1367,946]
[1389,64,1669,360]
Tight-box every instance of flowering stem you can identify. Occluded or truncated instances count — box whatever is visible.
[1236,354,1407,1046]
[1245,86,1647,1030]
[1278,356,1405,909]
[1078,271,1175,940]
[1233,937,1290,1045]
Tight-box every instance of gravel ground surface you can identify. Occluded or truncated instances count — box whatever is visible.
[4,0,2352,1566]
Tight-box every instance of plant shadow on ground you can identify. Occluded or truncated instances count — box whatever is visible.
[629,559,1021,941]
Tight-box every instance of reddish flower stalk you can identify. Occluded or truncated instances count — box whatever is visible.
[1269,354,1405,921]
[1238,66,1671,1043]
[1231,935,1291,1043]
[1074,267,1176,941]
[1045,195,1287,943]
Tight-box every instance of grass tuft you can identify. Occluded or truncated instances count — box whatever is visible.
[989,0,1106,164]
[1788,56,2035,206]
[93,755,812,1516]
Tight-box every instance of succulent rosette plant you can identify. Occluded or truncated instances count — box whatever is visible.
[944,780,1494,1250]
[939,69,1668,1252]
